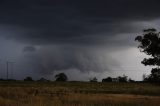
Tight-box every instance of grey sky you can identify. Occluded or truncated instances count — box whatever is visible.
[0,0,159,81]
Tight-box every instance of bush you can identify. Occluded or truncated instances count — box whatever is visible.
[102,77,112,82]
[24,76,33,81]
[90,77,98,82]
[55,73,68,81]
[118,75,128,82]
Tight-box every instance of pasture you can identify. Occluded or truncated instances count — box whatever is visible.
[0,81,160,106]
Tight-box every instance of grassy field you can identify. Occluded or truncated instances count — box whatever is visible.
[0,81,160,106]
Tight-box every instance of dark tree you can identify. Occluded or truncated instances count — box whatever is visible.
[55,73,68,81]
[102,77,112,82]
[90,77,98,82]
[24,76,33,81]
[135,28,160,82]
[117,75,128,82]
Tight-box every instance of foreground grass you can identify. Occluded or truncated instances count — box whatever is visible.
[0,81,160,106]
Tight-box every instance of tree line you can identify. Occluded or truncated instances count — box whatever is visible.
[0,73,136,83]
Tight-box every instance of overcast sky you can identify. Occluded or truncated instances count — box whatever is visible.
[0,0,160,81]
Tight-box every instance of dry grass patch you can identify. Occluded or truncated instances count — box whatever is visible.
[0,82,160,106]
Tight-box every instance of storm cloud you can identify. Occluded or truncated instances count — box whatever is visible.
[0,0,160,80]
[0,0,160,45]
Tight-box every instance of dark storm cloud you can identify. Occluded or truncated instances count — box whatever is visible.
[0,0,160,79]
[22,45,120,75]
[23,46,36,52]
[0,0,160,45]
